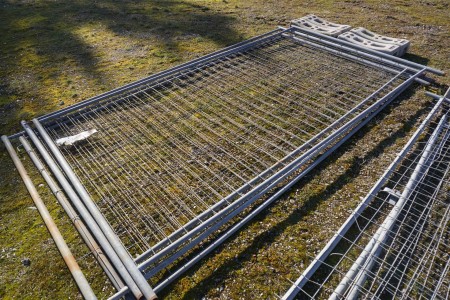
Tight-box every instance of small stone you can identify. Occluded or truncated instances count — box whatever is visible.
[22,258,31,266]
[59,101,64,106]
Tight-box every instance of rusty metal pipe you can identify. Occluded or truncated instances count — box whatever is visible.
[31,119,157,300]
[2,135,97,300]
[19,136,126,293]
[20,121,144,299]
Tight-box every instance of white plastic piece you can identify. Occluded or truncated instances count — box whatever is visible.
[350,27,410,56]
[56,129,98,146]
[383,187,400,205]
[338,31,405,57]
[382,187,401,198]
[291,14,351,37]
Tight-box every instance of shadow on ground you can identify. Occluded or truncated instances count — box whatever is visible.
[0,0,241,134]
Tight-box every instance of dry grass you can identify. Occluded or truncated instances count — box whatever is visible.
[0,0,448,299]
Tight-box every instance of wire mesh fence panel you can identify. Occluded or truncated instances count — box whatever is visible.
[356,116,450,300]
[285,94,450,299]
[35,31,412,283]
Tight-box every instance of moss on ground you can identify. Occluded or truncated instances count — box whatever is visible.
[0,0,449,299]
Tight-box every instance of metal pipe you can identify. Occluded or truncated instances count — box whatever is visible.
[287,26,444,76]
[19,136,126,293]
[372,126,450,298]
[340,113,447,300]
[1,135,97,300]
[282,88,449,300]
[20,121,144,299]
[284,33,429,86]
[288,27,418,73]
[283,33,407,74]
[150,72,407,293]
[425,91,441,100]
[426,91,450,101]
[31,119,157,300]
[108,287,130,300]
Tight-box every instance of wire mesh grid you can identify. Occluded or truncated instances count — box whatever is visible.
[34,32,410,283]
[288,102,450,299]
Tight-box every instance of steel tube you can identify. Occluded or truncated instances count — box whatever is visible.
[31,119,157,300]
[288,28,420,74]
[2,135,97,300]
[340,89,450,300]
[425,91,442,100]
[21,122,144,299]
[19,136,126,293]
[288,26,444,76]
[108,287,130,300]
[283,33,429,85]
[371,126,450,298]
[282,89,448,300]
[284,33,406,74]
[426,91,450,101]
[340,114,447,300]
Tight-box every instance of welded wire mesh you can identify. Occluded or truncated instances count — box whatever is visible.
[290,105,450,299]
[34,32,410,283]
